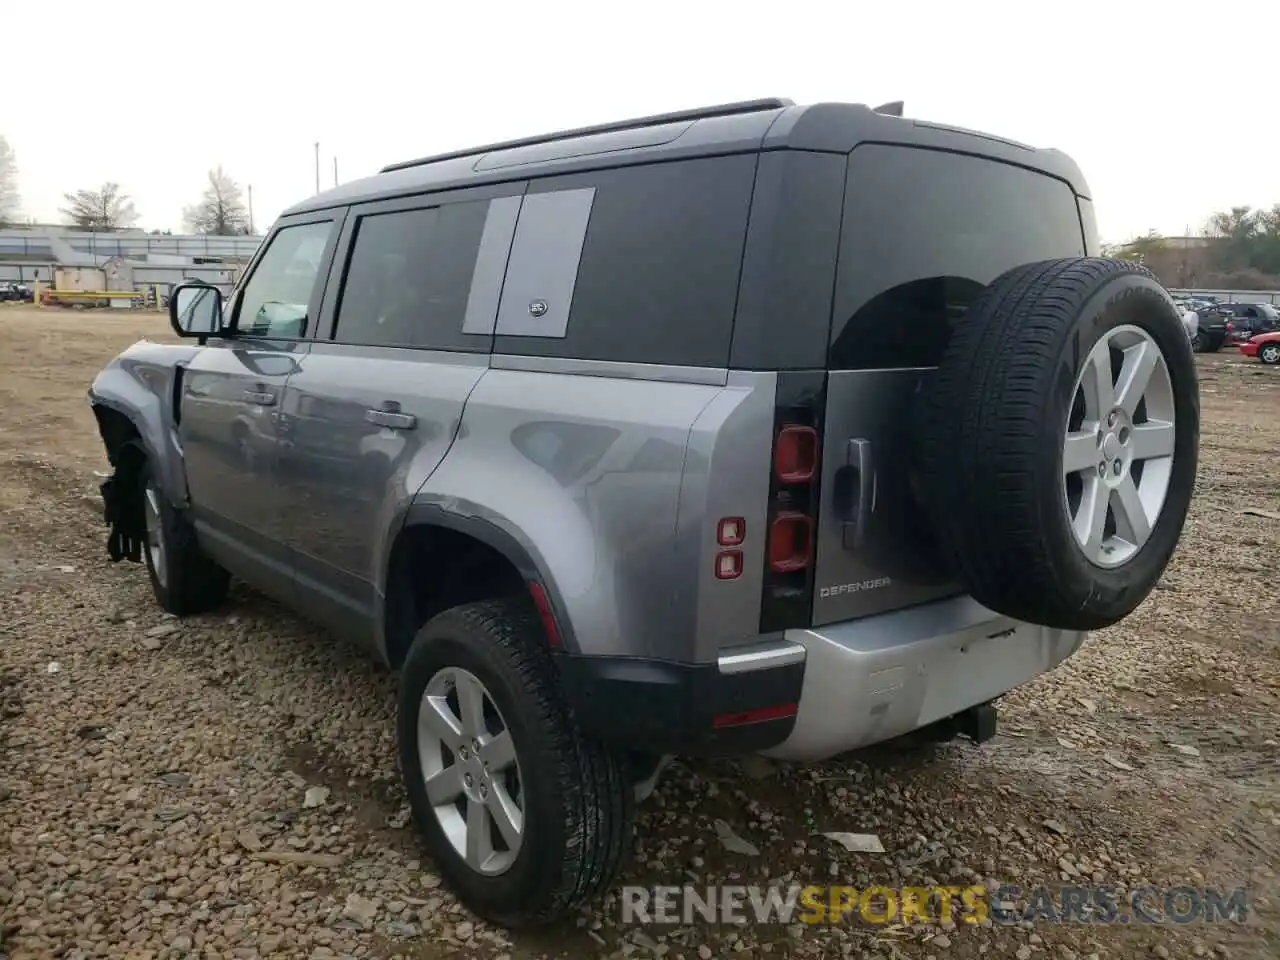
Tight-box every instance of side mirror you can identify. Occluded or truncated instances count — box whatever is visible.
[169,282,225,339]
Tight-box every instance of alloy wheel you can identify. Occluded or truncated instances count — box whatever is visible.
[1062,325,1176,568]
[417,667,524,876]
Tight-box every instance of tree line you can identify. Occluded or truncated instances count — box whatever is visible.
[0,135,252,235]
[1101,206,1280,291]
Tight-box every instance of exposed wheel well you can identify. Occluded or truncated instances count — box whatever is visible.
[94,405,143,467]
[383,524,529,669]
[93,405,148,541]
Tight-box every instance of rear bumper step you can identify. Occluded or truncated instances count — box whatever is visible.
[759,595,1085,762]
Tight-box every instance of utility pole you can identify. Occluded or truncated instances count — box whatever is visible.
[314,142,320,194]
[333,157,338,188]
[247,184,255,235]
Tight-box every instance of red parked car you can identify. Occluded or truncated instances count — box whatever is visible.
[1240,331,1280,365]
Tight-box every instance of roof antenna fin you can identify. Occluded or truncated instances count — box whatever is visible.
[873,101,905,116]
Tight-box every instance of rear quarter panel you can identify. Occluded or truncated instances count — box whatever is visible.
[411,366,732,660]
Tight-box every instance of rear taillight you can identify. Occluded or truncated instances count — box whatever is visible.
[715,549,743,580]
[758,373,826,634]
[774,426,818,483]
[717,517,745,546]
[768,511,813,572]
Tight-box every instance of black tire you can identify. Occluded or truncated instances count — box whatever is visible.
[1206,336,1223,353]
[917,258,1198,631]
[137,454,230,615]
[1259,343,1280,365]
[1191,330,1207,353]
[397,598,633,927]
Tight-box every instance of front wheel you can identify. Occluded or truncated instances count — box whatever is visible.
[138,457,229,615]
[1259,343,1280,365]
[397,598,634,927]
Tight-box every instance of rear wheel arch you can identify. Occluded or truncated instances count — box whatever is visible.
[383,508,574,669]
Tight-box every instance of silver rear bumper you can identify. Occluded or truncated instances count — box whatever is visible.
[726,596,1085,763]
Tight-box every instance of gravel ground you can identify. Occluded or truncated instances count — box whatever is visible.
[1,308,1278,959]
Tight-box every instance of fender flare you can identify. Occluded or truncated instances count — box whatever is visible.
[389,500,579,653]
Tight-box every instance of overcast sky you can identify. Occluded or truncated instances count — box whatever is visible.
[6,0,1276,244]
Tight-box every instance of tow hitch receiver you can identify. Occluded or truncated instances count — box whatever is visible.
[101,476,143,563]
[957,701,998,744]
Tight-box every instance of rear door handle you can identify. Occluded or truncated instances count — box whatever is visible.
[833,438,876,550]
[365,402,417,431]
[242,389,276,407]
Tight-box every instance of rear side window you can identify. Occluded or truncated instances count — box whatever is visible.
[332,199,497,351]
[493,155,757,367]
[829,145,1086,369]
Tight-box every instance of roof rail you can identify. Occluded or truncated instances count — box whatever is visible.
[379,98,795,174]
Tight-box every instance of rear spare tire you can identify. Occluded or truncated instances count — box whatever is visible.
[917,258,1198,631]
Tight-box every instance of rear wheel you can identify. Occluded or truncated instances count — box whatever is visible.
[1191,330,1207,353]
[397,598,634,926]
[1259,343,1280,365]
[918,258,1198,631]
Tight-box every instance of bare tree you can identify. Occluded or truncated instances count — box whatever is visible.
[0,135,19,226]
[60,182,138,231]
[183,166,249,236]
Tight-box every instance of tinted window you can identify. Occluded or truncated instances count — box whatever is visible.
[830,146,1086,369]
[333,200,494,350]
[237,221,334,338]
[493,155,757,367]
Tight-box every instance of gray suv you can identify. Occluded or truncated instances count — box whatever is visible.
[89,98,1199,927]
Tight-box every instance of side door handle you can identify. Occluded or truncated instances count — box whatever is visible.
[242,388,277,407]
[365,401,417,431]
[833,438,876,550]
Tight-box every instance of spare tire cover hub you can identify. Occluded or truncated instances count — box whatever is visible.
[1063,324,1176,569]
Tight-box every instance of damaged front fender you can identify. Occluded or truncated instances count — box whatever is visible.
[88,340,202,509]
[89,340,202,563]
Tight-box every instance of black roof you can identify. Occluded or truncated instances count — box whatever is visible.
[282,99,1090,217]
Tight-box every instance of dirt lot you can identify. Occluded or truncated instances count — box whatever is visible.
[1,305,1277,960]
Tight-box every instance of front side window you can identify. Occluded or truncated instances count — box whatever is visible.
[237,220,335,338]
